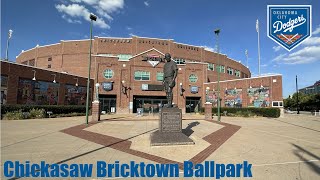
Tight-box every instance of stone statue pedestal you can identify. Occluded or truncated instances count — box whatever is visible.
[150,107,194,146]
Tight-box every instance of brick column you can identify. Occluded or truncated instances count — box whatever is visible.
[204,102,213,120]
[91,101,100,121]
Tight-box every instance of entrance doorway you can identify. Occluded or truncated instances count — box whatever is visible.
[133,96,167,113]
[186,97,201,113]
[99,95,116,113]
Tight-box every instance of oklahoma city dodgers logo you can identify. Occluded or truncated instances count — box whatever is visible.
[267,5,312,51]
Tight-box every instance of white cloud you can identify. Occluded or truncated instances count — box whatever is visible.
[144,1,149,7]
[55,0,125,29]
[273,53,287,62]
[56,4,88,17]
[62,14,82,24]
[273,46,320,64]
[95,8,113,21]
[70,0,82,3]
[126,27,132,30]
[129,33,137,36]
[98,0,124,13]
[301,36,320,46]
[272,46,281,52]
[312,25,320,35]
[261,64,268,67]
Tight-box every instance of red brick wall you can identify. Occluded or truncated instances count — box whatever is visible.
[1,61,93,105]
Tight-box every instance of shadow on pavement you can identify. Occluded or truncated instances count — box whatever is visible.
[292,143,320,175]
[182,121,200,137]
[8,127,158,180]
[272,119,320,133]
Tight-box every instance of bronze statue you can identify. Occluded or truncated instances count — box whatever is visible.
[163,53,177,108]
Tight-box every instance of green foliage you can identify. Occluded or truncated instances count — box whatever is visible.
[1,105,88,119]
[284,93,320,111]
[3,110,24,120]
[29,108,46,119]
[51,112,86,118]
[2,105,87,115]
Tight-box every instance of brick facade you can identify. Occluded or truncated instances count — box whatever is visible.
[14,36,283,113]
[1,61,93,105]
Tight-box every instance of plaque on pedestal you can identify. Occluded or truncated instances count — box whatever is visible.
[160,107,182,133]
[150,107,194,146]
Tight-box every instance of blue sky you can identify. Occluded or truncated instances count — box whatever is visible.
[1,0,319,97]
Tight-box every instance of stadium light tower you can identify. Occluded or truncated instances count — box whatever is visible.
[85,13,97,125]
[214,28,221,122]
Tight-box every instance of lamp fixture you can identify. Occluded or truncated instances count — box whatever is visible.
[32,70,36,81]
[74,77,79,86]
[51,74,57,83]
[121,80,131,95]
[179,83,184,96]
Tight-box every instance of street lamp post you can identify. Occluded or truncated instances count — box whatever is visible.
[214,28,221,122]
[296,75,300,114]
[85,13,97,125]
[5,29,13,61]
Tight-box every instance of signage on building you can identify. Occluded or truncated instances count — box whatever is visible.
[102,82,113,91]
[267,5,312,51]
[142,54,164,67]
[141,84,164,91]
[190,86,199,94]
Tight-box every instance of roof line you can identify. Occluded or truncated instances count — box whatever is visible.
[0,60,93,79]
[129,48,165,59]
[204,74,282,84]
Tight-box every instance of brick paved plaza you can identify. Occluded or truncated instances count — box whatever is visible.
[1,114,319,179]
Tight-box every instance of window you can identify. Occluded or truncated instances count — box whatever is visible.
[103,69,114,79]
[48,57,52,61]
[272,101,283,107]
[216,65,225,73]
[189,74,198,83]
[134,71,150,80]
[156,72,164,81]
[227,67,234,75]
[47,64,51,68]
[235,70,241,77]
[117,54,132,60]
[208,63,214,71]
[173,58,186,64]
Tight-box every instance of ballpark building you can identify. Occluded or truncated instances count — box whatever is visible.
[13,36,283,114]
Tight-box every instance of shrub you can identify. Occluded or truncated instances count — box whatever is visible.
[1,105,88,119]
[3,110,24,120]
[2,105,87,114]
[210,107,280,118]
[29,108,46,119]
[51,112,86,118]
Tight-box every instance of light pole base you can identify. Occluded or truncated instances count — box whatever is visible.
[205,102,213,121]
[91,101,101,121]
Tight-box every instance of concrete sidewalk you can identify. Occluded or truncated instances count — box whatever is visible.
[1,114,319,179]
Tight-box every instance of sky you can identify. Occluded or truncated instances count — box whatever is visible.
[1,0,319,97]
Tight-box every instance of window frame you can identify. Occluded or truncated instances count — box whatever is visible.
[134,71,150,81]
[189,74,198,83]
[103,69,114,79]
[156,72,164,81]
